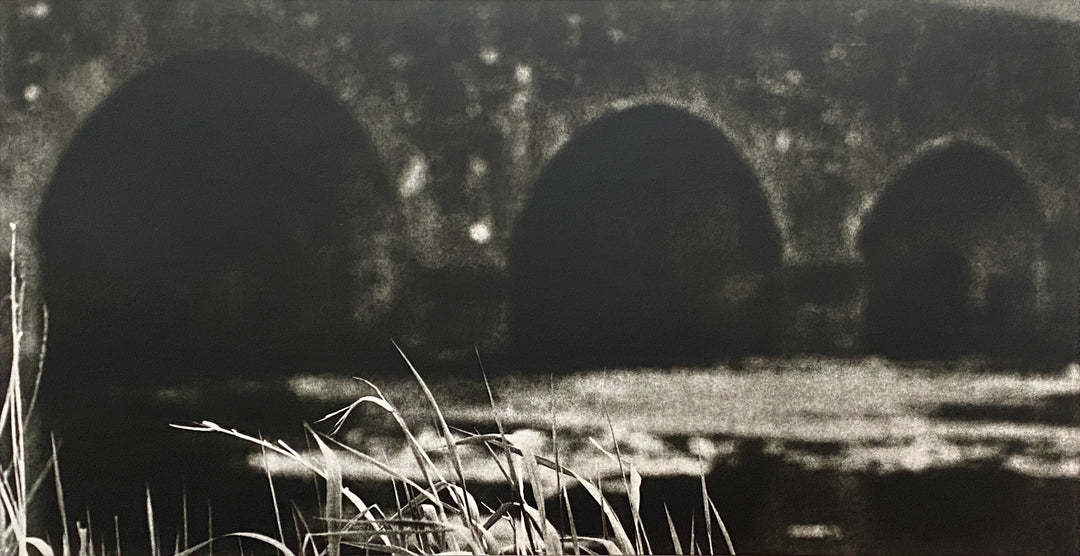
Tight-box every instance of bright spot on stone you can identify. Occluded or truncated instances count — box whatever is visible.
[775,129,793,152]
[1046,113,1075,130]
[927,136,953,150]
[821,105,844,125]
[466,104,482,118]
[398,155,428,198]
[511,90,529,112]
[565,13,584,47]
[22,84,42,102]
[479,46,500,65]
[468,221,492,244]
[514,64,533,86]
[826,44,847,61]
[468,156,488,178]
[297,12,319,29]
[543,113,573,156]
[784,69,804,86]
[26,2,50,19]
[388,52,411,71]
[392,81,409,104]
[845,129,865,147]
[607,27,627,44]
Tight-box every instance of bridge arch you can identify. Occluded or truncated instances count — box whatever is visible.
[37,50,397,387]
[509,104,782,369]
[859,141,1057,364]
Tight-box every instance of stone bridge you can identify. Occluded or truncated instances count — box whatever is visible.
[2,0,1077,383]
[4,2,1080,551]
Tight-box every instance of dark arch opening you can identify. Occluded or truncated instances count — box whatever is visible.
[36,50,394,542]
[38,50,395,385]
[509,104,782,370]
[860,142,1054,364]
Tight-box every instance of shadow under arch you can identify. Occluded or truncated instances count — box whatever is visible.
[859,141,1057,365]
[509,104,782,371]
[35,50,396,543]
[38,50,397,385]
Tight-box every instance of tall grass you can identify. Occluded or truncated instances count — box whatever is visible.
[176,347,736,555]
[2,223,54,556]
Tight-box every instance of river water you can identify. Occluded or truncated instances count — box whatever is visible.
[46,356,1079,554]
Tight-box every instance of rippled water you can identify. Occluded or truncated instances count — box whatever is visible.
[271,357,1079,554]
[50,356,1079,554]
[283,357,1080,482]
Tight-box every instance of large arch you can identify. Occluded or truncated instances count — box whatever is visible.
[35,50,396,541]
[509,104,782,370]
[859,142,1054,364]
[38,50,396,386]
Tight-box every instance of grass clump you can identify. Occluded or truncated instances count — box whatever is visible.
[175,346,736,555]
[2,223,55,556]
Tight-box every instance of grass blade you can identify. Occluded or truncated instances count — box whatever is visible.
[479,358,524,501]
[572,536,622,555]
[603,415,642,554]
[563,469,634,554]
[207,502,213,556]
[590,433,651,554]
[700,466,713,556]
[83,509,92,556]
[561,480,580,556]
[706,494,735,556]
[521,449,560,553]
[663,503,684,555]
[174,532,297,556]
[310,428,342,556]
[50,434,70,556]
[393,343,479,550]
[689,512,696,556]
[76,521,88,556]
[319,434,446,511]
[25,537,54,556]
[145,487,158,556]
[114,516,121,556]
[259,439,285,549]
[393,346,472,508]
[182,488,189,552]
[347,382,450,526]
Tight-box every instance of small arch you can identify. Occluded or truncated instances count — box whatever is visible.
[860,142,1055,364]
[509,104,782,369]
